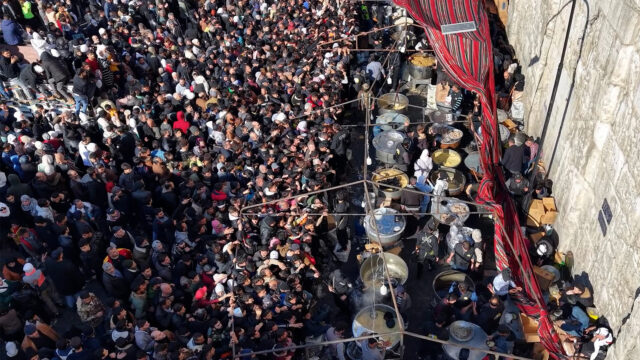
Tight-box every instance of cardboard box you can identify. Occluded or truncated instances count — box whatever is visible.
[526,209,542,227]
[520,313,541,343]
[533,265,556,291]
[540,197,558,223]
[526,200,544,226]
[526,197,558,226]
[501,119,518,132]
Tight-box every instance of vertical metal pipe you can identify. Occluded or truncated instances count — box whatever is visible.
[527,0,577,189]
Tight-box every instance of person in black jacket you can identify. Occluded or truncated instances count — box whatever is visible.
[84,168,108,209]
[115,127,136,165]
[40,51,73,102]
[45,247,85,308]
[0,49,34,100]
[501,138,526,176]
[102,261,129,301]
[72,68,93,115]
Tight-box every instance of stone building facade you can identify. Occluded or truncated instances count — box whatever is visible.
[506,0,640,357]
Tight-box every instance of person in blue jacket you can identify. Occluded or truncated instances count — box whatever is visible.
[1,15,21,45]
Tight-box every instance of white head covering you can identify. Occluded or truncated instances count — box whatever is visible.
[96,45,107,59]
[5,342,17,357]
[0,202,10,218]
[212,273,227,284]
[43,164,55,176]
[472,229,482,243]
[414,149,433,179]
[214,283,225,294]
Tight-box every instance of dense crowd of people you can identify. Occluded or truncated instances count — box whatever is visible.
[0,0,389,358]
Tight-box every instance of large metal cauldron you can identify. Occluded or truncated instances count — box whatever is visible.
[360,252,409,296]
[432,270,475,301]
[431,124,464,149]
[352,304,403,349]
[433,198,470,226]
[432,149,462,168]
[375,112,409,132]
[377,92,409,115]
[443,321,489,360]
[364,208,406,246]
[464,152,483,178]
[407,53,436,80]
[371,168,409,200]
[393,16,414,32]
[430,167,467,196]
[391,30,417,47]
[372,130,406,164]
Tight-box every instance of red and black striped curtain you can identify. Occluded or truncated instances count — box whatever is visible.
[391,0,566,357]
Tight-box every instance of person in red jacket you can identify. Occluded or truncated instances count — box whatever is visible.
[85,52,100,72]
[210,183,227,201]
[173,111,190,134]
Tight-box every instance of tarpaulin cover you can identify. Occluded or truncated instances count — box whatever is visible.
[391,0,566,357]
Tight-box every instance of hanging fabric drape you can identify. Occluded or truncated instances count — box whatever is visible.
[391,0,566,358]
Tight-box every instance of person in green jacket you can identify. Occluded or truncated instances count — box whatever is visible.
[20,0,37,28]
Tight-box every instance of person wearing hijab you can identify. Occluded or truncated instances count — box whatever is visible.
[413,149,432,179]
[20,195,38,217]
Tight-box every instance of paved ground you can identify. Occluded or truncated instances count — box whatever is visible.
[0,44,39,63]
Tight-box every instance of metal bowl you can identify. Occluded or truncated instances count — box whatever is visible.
[449,321,475,342]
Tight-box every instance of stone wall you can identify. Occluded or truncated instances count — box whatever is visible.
[506,0,640,358]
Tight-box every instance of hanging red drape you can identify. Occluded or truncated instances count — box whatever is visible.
[391,0,566,358]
